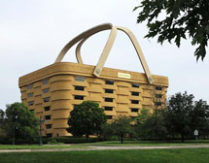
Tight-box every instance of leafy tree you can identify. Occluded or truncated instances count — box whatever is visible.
[150,110,167,139]
[67,101,106,138]
[189,99,209,137]
[101,123,114,140]
[135,108,151,138]
[5,103,38,144]
[164,92,194,142]
[134,0,209,60]
[0,109,6,138]
[0,109,4,126]
[136,108,167,140]
[111,116,134,144]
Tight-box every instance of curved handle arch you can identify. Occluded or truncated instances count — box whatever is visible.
[75,26,153,84]
[55,23,153,84]
[115,27,153,84]
[55,23,116,63]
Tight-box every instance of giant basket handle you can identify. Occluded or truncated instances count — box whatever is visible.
[55,23,153,84]
[55,23,116,63]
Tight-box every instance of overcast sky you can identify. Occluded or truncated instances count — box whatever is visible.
[0,0,208,110]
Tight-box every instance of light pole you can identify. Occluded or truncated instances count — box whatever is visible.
[39,116,45,146]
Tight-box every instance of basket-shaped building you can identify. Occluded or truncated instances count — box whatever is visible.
[19,24,168,137]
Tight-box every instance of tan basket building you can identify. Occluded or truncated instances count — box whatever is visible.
[19,24,168,137]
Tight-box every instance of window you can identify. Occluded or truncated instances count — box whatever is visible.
[43,97,50,102]
[105,98,113,102]
[155,94,162,98]
[27,84,33,89]
[46,124,52,129]
[30,109,34,113]
[74,86,84,91]
[74,95,84,100]
[105,89,114,94]
[42,79,49,85]
[155,86,162,90]
[155,102,162,106]
[45,115,51,120]
[44,106,50,111]
[131,100,139,104]
[75,76,85,82]
[131,92,139,96]
[27,93,33,97]
[28,101,34,106]
[105,80,114,85]
[132,83,140,88]
[104,106,113,111]
[106,115,112,119]
[42,88,49,93]
[46,133,52,137]
[131,108,139,112]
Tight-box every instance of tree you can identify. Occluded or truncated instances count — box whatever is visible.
[5,103,38,144]
[111,116,134,144]
[189,99,209,138]
[0,109,7,138]
[134,0,209,60]
[101,123,114,140]
[67,101,106,138]
[136,108,167,140]
[135,108,151,138]
[0,109,4,127]
[164,92,194,142]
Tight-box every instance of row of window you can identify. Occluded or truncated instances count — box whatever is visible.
[30,106,50,112]
[75,86,140,96]
[27,76,163,92]
[27,88,49,97]
[73,95,140,104]
[105,115,138,120]
[104,107,139,113]
[28,95,161,106]
[29,96,160,106]
[27,79,49,90]
[28,97,50,106]
[36,105,139,113]
[74,76,140,88]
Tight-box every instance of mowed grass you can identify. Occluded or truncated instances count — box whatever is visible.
[1,140,209,149]
[0,148,209,163]
[85,140,209,146]
[0,144,88,150]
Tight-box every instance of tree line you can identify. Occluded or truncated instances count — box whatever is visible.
[67,92,209,143]
[0,92,209,144]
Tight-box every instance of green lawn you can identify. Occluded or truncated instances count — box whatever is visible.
[0,144,87,150]
[0,148,209,163]
[84,140,209,146]
[0,140,209,149]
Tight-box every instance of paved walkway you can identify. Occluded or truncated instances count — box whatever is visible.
[1,144,209,153]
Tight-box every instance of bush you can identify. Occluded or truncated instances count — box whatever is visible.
[46,137,103,144]
[47,139,63,144]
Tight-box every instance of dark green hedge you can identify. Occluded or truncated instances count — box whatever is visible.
[0,136,102,144]
[47,137,102,144]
